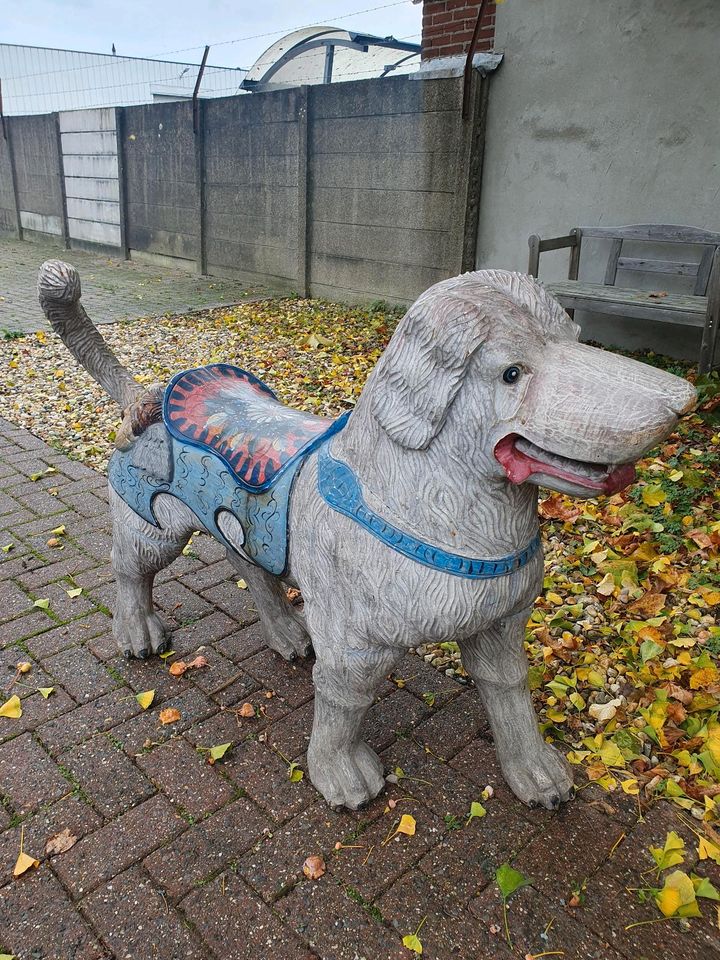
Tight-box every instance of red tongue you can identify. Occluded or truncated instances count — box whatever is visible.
[494,435,636,494]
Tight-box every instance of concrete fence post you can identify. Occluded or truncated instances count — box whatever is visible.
[5,119,23,240]
[115,107,130,260]
[53,112,70,249]
[296,85,310,298]
[195,98,207,276]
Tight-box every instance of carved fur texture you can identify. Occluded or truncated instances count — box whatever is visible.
[38,263,697,811]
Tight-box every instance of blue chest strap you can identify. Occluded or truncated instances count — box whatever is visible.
[316,445,541,580]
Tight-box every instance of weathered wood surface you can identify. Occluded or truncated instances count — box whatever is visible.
[546,280,707,326]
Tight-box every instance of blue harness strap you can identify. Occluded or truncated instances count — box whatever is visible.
[317,445,541,579]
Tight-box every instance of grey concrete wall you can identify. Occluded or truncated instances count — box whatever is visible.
[307,76,466,304]
[122,100,199,262]
[60,108,121,249]
[204,89,302,291]
[475,0,720,359]
[1,74,475,304]
[10,114,64,237]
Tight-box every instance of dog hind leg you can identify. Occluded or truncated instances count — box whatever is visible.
[459,610,574,810]
[307,637,403,810]
[225,554,311,660]
[110,487,193,659]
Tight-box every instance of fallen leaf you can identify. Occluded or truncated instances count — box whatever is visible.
[302,854,326,880]
[397,814,416,837]
[589,700,621,724]
[402,933,423,955]
[0,695,22,719]
[236,579,248,590]
[209,742,232,761]
[159,707,181,725]
[13,850,39,877]
[627,593,666,618]
[496,862,530,899]
[66,587,83,598]
[288,761,304,783]
[169,661,188,676]
[38,687,54,699]
[650,831,685,873]
[186,656,209,670]
[238,702,255,718]
[45,828,78,856]
[467,801,486,823]
[656,869,701,918]
[50,525,66,536]
[642,485,667,507]
[33,598,50,610]
[16,662,31,674]
[135,690,155,710]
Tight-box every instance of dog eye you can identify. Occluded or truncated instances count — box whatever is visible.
[502,366,521,384]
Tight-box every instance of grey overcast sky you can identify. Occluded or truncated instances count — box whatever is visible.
[4,0,422,68]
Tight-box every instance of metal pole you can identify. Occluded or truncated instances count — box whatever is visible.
[462,0,490,121]
[193,46,210,136]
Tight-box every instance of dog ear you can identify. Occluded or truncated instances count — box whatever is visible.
[370,293,488,450]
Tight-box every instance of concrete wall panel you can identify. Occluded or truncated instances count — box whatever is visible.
[11,114,63,221]
[476,0,720,358]
[123,100,198,261]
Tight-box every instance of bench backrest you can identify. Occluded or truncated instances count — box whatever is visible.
[577,224,720,295]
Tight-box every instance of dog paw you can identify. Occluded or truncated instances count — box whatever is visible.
[265,611,312,661]
[114,609,170,660]
[308,741,385,811]
[501,743,574,810]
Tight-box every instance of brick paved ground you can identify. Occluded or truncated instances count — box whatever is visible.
[0,235,265,335]
[0,418,718,960]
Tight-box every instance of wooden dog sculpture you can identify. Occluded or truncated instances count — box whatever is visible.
[38,261,696,811]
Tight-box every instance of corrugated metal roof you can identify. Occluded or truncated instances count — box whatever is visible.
[0,43,246,115]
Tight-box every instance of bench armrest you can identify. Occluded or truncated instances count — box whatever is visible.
[528,229,580,278]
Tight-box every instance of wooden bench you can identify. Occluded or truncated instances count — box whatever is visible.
[527,224,720,372]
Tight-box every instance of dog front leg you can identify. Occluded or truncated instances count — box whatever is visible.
[459,611,573,810]
[308,642,402,810]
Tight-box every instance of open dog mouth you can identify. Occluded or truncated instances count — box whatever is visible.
[494,434,636,495]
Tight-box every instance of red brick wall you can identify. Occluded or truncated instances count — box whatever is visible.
[421,0,496,60]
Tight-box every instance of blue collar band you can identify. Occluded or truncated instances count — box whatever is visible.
[316,445,541,580]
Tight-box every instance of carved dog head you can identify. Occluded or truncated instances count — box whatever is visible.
[367,270,696,498]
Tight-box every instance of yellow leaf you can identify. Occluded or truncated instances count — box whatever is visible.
[0,695,22,719]
[50,525,66,536]
[33,598,50,610]
[397,814,416,837]
[642,485,667,507]
[690,666,719,690]
[621,778,640,795]
[699,836,720,865]
[17,662,31,674]
[38,687,54,699]
[209,742,232,760]
[655,870,700,918]
[236,579,248,590]
[66,587,83,598]
[13,850,40,877]
[596,573,616,596]
[546,591,564,605]
[598,741,626,768]
[402,933,423,954]
[136,690,155,710]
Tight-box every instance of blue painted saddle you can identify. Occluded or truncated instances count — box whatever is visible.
[108,363,540,581]
[108,364,349,576]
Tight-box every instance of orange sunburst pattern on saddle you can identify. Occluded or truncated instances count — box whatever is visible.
[163,364,336,489]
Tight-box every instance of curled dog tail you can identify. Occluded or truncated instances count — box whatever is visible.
[37,259,142,409]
